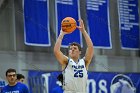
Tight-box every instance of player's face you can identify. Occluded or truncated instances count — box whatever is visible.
[19,78,25,83]
[6,72,17,85]
[69,45,81,59]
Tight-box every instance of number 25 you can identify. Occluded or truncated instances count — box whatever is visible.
[74,70,83,78]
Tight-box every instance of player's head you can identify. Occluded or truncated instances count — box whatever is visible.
[6,68,17,85]
[68,42,81,59]
[17,74,25,83]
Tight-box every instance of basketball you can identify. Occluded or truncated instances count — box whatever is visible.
[61,17,77,33]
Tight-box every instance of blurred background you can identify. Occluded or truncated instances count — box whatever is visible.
[0,0,140,93]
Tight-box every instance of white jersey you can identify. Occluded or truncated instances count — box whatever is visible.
[63,58,88,93]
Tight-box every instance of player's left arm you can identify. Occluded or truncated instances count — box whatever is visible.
[77,19,94,69]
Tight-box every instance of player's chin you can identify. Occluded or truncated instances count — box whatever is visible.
[12,79,17,81]
[9,81,15,84]
[69,55,73,58]
[70,55,76,58]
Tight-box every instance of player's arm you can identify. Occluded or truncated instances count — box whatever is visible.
[77,19,94,69]
[54,30,68,65]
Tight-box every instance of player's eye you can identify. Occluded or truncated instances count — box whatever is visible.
[7,74,16,77]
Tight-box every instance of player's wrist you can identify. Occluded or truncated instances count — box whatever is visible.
[81,29,87,33]
[60,32,65,36]
[59,32,65,40]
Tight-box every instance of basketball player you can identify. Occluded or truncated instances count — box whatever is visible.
[16,73,25,83]
[54,19,94,93]
[1,68,29,93]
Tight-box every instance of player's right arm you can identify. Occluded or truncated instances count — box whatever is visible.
[54,30,68,65]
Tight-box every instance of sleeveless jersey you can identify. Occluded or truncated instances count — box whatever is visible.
[63,58,88,93]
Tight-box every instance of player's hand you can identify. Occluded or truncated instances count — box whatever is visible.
[77,19,86,32]
[60,29,70,35]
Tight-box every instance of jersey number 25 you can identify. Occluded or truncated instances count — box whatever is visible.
[74,70,83,78]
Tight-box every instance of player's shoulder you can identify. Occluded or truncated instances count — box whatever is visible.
[67,58,74,63]
[79,58,85,61]
[1,84,11,92]
[17,82,28,88]
[1,85,8,90]
[16,82,29,92]
[79,58,86,63]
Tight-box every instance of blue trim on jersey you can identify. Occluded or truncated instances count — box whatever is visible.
[62,58,70,88]
[74,59,80,64]
[62,58,69,72]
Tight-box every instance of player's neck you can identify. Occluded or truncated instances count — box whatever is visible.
[72,58,79,63]
[9,82,17,86]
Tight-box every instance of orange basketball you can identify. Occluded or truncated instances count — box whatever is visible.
[61,17,77,33]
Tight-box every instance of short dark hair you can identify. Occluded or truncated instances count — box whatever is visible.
[6,68,16,76]
[68,42,82,51]
[17,74,25,80]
